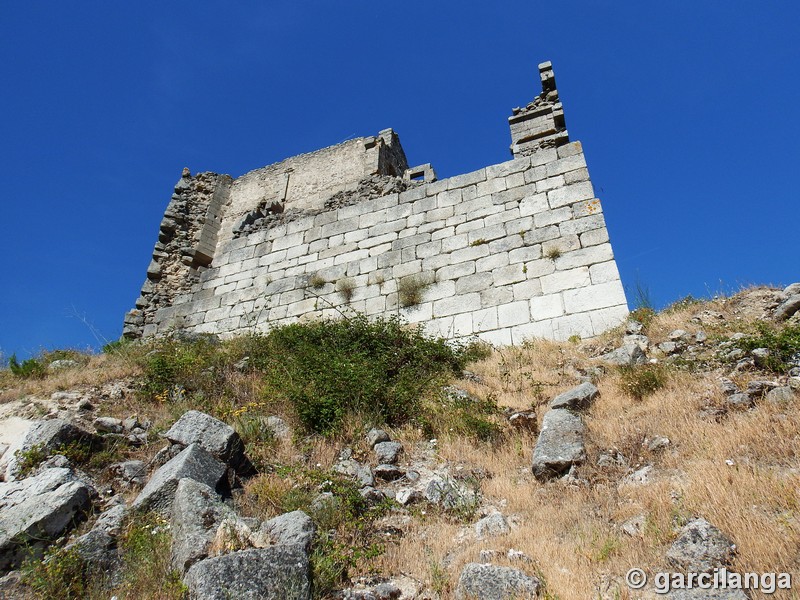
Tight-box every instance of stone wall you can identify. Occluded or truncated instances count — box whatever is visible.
[124,62,629,344]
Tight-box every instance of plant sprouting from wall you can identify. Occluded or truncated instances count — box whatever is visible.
[336,277,356,303]
[398,274,431,308]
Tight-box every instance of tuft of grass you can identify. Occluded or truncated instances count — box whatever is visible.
[116,513,187,599]
[21,546,93,600]
[336,277,356,303]
[469,238,488,247]
[617,363,668,400]
[307,273,326,290]
[544,247,562,260]
[398,274,431,308]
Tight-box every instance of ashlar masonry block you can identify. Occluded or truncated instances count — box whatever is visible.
[126,61,628,345]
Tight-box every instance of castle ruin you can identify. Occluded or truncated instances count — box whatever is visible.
[124,62,629,344]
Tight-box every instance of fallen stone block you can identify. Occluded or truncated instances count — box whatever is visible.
[183,546,312,600]
[171,478,238,574]
[165,410,254,477]
[531,409,586,480]
[0,467,95,570]
[666,517,736,573]
[256,510,316,552]
[549,381,599,410]
[374,441,403,464]
[132,444,226,515]
[455,563,540,600]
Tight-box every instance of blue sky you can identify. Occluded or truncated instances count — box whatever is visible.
[1,1,797,358]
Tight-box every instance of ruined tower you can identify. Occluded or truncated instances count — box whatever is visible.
[124,62,628,344]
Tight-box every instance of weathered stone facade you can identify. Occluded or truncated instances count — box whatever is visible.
[124,62,628,344]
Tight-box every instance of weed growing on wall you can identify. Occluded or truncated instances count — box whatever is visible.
[336,277,356,303]
[398,274,431,308]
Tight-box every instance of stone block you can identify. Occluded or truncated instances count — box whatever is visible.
[535,175,565,193]
[478,327,513,346]
[498,301,531,327]
[562,281,626,313]
[530,294,564,320]
[434,294,481,317]
[551,313,594,340]
[476,252,510,273]
[451,244,490,264]
[183,547,311,600]
[534,207,572,227]
[554,244,614,270]
[472,307,498,332]
[532,409,586,480]
[546,153,586,177]
[456,273,493,294]
[492,263,526,286]
[518,193,548,217]
[589,304,629,333]
[511,320,554,344]
[446,169,486,190]
[580,228,609,247]
[547,181,595,209]
[508,246,542,264]
[0,467,95,570]
[511,279,542,301]
[132,444,227,515]
[559,213,606,235]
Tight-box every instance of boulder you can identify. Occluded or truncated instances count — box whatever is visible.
[455,563,540,599]
[374,441,403,464]
[531,409,586,481]
[93,417,124,434]
[666,517,736,573]
[365,428,390,448]
[264,416,291,440]
[165,410,254,476]
[474,512,510,539]
[599,343,647,366]
[170,478,237,574]
[63,528,120,582]
[549,382,599,411]
[424,475,477,511]
[183,546,312,600]
[774,294,800,321]
[257,510,315,552]
[132,444,227,515]
[0,467,95,569]
[335,458,374,488]
[766,386,795,404]
[1,419,98,481]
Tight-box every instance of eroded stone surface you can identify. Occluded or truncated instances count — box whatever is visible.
[183,546,312,600]
[531,409,586,480]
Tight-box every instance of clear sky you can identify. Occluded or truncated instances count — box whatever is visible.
[1,1,797,359]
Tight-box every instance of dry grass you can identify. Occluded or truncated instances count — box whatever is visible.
[3,288,798,599]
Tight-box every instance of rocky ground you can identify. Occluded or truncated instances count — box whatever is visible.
[0,284,799,599]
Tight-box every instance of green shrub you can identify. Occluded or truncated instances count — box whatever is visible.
[732,322,800,373]
[618,363,668,400]
[259,315,469,435]
[137,334,221,401]
[21,547,91,599]
[8,353,46,379]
